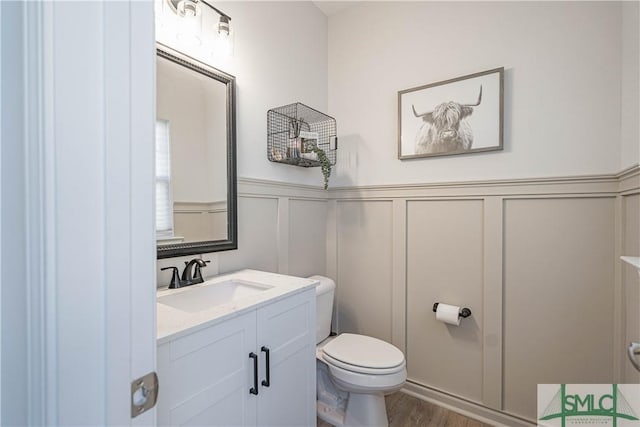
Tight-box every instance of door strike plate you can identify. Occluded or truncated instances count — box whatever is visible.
[131,372,159,418]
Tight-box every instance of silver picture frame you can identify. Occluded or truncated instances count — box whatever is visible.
[398,67,504,160]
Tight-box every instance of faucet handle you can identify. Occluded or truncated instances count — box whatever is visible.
[161,267,181,289]
[181,258,208,283]
[193,260,211,282]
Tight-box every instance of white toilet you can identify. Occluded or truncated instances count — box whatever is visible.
[311,276,407,427]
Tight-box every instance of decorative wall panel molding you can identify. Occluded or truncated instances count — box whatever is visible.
[161,167,639,424]
[325,164,639,425]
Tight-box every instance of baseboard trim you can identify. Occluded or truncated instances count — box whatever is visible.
[402,381,536,427]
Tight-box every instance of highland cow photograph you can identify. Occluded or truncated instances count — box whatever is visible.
[398,67,504,159]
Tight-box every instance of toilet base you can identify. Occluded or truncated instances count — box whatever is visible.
[317,393,389,427]
[343,393,388,427]
[317,400,346,427]
[316,338,403,427]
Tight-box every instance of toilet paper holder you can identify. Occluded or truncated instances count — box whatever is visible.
[432,303,472,319]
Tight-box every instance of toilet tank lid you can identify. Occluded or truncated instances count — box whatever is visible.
[308,275,335,296]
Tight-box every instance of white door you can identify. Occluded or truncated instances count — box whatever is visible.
[0,1,158,425]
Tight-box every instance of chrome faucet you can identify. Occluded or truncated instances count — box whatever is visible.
[160,258,209,289]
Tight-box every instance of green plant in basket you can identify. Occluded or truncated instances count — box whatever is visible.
[307,143,332,190]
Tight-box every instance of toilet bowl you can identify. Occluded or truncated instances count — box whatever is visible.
[311,276,407,427]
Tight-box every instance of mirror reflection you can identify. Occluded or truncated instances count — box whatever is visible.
[155,47,237,257]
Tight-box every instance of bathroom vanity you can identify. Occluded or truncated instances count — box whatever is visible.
[156,270,318,426]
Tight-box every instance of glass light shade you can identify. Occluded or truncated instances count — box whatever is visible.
[176,0,202,47]
[218,16,230,36]
[212,20,234,59]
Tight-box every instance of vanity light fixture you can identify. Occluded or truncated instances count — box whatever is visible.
[166,0,233,53]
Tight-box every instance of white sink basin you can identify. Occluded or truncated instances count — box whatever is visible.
[158,279,273,313]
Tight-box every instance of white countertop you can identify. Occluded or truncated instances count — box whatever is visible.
[157,269,319,344]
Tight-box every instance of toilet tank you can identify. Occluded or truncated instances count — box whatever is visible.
[309,275,335,344]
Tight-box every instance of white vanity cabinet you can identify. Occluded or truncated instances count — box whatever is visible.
[157,288,316,426]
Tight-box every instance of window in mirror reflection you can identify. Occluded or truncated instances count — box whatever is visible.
[155,119,177,243]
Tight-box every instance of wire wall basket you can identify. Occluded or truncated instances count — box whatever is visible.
[267,102,337,167]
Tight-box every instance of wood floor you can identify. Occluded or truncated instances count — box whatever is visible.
[317,392,493,427]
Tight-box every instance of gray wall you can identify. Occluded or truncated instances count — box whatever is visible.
[155,172,638,425]
[327,169,640,424]
[502,197,615,417]
[157,179,329,286]
[406,199,484,403]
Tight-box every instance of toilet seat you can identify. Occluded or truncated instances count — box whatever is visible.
[323,352,405,375]
[321,333,405,374]
[323,356,407,393]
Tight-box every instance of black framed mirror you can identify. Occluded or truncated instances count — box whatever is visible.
[155,44,237,258]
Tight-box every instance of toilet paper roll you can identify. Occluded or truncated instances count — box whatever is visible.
[435,303,461,326]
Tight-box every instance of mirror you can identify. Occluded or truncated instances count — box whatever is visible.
[156,44,237,258]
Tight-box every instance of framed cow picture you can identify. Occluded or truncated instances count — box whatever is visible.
[398,67,504,159]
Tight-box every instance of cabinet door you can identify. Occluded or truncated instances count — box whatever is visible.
[157,311,257,426]
[256,289,316,426]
